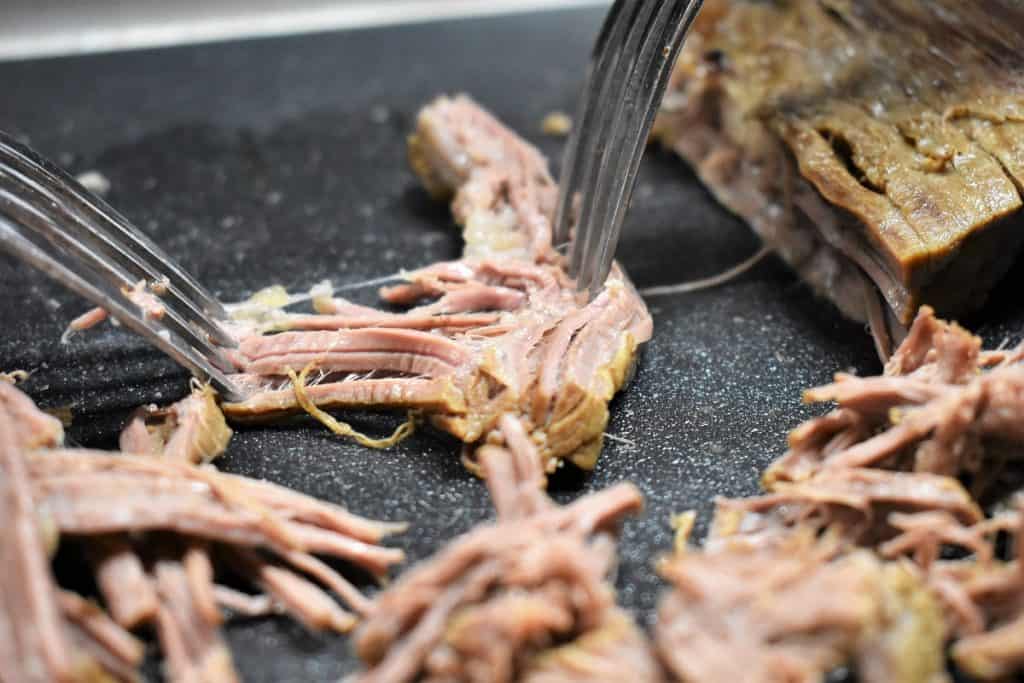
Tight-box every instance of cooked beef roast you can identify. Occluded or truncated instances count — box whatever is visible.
[655,0,1024,356]
[222,96,652,472]
[354,414,658,682]
[0,380,405,682]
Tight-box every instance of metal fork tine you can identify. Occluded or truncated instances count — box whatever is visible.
[552,1,622,246]
[0,182,237,374]
[573,0,663,294]
[0,133,236,348]
[563,0,704,297]
[567,0,647,284]
[0,217,243,401]
[585,0,704,296]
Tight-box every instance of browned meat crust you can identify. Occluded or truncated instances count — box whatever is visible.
[354,414,658,682]
[222,96,652,472]
[655,0,1024,340]
[656,307,1024,681]
[2,381,405,682]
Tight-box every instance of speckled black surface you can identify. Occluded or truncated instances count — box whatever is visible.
[3,8,1024,682]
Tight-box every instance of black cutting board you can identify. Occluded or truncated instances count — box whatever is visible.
[2,8,1023,681]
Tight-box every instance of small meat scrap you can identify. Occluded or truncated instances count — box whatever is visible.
[64,279,168,340]
[354,415,656,683]
[223,96,652,473]
[119,382,232,464]
[767,306,1024,491]
[655,526,948,683]
[2,381,405,682]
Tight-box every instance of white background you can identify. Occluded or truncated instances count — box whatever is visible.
[0,0,609,61]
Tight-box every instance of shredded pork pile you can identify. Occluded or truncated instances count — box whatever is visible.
[220,95,652,472]
[656,307,1024,681]
[354,414,658,682]
[1,378,404,682]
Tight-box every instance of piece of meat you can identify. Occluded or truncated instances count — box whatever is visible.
[0,384,139,682]
[88,535,160,630]
[872,504,1024,680]
[64,279,169,338]
[222,96,652,473]
[354,415,654,682]
[0,379,64,449]
[152,552,237,683]
[767,307,1024,493]
[409,94,560,264]
[2,380,407,680]
[119,383,233,464]
[655,527,949,683]
[663,306,1024,681]
[655,0,1024,349]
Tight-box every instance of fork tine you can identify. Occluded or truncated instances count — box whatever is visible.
[553,0,628,247]
[572,0,663,294]
[0,133,236,348]
[565,0,647,283]
[0,180,237,375]
[566,0,704,297]
[581,0,705,296]
[0,216,243,401]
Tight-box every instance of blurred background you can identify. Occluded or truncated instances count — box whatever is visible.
[0,0,608,61]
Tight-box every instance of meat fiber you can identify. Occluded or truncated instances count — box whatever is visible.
[354,414,658,682]
[0,382,142,683]
[1,381,405,682]
[767,307,1024,493]
[656,307,1024,681]
[119,383,232,464]
[656,526,948,683]
[655,0,1024,356]
[222,95,652,472]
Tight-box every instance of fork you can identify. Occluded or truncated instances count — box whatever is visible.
[555,0,705,298]
[0,132,246,401]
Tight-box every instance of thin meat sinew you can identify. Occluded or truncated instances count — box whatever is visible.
[223,95,652,473]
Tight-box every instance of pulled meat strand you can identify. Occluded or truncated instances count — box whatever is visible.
[354,415,654,682]
[656,306,1024,681]
[220,96,651,474]
[1,381,406,681]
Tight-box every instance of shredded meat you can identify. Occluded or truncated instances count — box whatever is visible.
[220,95,652,472]
[657,306,1024,681]
[354,414,656,682]
[768,307,1024,493]
[1,381,405,681]
[0,381,142,682]
[656,528,947,683]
